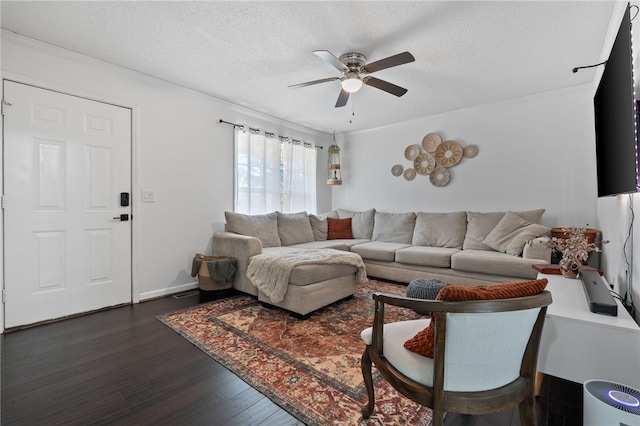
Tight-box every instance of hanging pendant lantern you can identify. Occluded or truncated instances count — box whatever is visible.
[327,132,342,185]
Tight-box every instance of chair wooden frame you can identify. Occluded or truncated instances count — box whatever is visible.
[361,291,552,426]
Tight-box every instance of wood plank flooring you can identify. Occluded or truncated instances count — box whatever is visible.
[1,291,581,425]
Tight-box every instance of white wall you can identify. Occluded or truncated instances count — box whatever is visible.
[0,33,331,309]
[336,86,599,229]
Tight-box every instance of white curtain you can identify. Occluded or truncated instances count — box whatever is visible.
[234,127,317,214]
[235,128,281,214]
[282,140,317,213]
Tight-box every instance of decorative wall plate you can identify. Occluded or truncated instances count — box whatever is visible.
[434,140,463,168]
[391,164,404,176]
[404,144,421,161]
[421,133,441,153]
[463,144,479,158]
[403,168,417,181]
[413,152,436,175]
[429,165,451,187]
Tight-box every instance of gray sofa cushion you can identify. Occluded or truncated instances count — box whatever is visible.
[225,211,281,247]
[276,211,314,246]
[350,241,411,262]
[289,264,357,286]
[482,211,551,256]
[412,211,467,248]
[372,211,416,243]
[395,246,461,268]
[463,209,545,251]
[337,208,376,239]
[451,249,544,279]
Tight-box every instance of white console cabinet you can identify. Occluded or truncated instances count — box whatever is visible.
[537,273,640,389]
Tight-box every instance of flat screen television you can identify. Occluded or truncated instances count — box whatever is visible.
[594,4,640,197]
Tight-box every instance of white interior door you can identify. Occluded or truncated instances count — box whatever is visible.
[3,81,132,328]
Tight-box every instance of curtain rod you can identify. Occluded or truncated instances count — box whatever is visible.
[219,119,244,128]
[219,118,323,149]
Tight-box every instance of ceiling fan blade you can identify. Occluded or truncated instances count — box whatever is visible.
[362,51,415,74]
[288,77,340,89]
[335,88,350,108]
[314,50,349,72]
[363,77,408,97]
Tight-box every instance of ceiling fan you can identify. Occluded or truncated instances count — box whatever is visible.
[288,50,415,107]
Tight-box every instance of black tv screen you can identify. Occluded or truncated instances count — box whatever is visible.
[594,4,640,197]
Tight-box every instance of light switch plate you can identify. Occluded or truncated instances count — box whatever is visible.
[141,189,156,203]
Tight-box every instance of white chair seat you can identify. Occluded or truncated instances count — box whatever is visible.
[361,319,435,386]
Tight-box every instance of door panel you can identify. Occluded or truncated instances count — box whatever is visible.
[3,81,132,328]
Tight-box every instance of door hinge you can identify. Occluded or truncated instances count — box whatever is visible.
[1,100,12,116]
[2,289,6,304]
[1,195,5,209]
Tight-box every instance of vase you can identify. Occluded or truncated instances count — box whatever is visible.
[559,257,581,279]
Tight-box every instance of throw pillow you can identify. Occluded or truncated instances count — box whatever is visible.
[403,278,548,358]
[309,214,328,241]
[463,209,545,251]
[225,211,281,248]
[327,217,353,239]
[482,211,551,256]
[276,211,314,246]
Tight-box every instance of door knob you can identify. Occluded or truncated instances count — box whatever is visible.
[113,214,129,221]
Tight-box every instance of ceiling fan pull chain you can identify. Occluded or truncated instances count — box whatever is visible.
[350,97,355,124]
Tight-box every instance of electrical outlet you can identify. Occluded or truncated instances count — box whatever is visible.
[141,189,156,203]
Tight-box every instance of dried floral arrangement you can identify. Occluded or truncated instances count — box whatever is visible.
[549,228,600,261]
[548,227,608,278]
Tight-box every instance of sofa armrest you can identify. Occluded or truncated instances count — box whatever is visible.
[523,236,552,262]
[213,232,263,295]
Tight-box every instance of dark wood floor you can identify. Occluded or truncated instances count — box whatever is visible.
[1,291,582,425]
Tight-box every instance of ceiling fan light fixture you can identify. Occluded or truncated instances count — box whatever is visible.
[292,50,413,107]
[341,74,363,93]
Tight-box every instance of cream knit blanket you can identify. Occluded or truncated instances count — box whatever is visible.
[246,249,367,303]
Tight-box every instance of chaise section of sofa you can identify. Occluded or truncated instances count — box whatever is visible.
[214,211,364,297]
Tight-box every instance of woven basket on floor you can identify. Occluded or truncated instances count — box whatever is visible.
[197,255,234,291]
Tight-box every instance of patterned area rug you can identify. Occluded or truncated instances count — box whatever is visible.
[158,279,432,425]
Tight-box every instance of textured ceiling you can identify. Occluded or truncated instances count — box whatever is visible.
[0,1,616,134]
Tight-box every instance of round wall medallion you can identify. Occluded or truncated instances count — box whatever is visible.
[391,164,404,176]
[414,152,436,175]
[430,166,451,187]
[404,144,421,161]
[463,144,479,158]
[421,133,442,153]
[434,140,463,168]
[403,168,417,181]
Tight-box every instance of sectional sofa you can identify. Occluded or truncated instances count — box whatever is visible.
[213,208,552,315]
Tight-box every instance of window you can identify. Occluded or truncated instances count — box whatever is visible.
[235,127,316,214]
